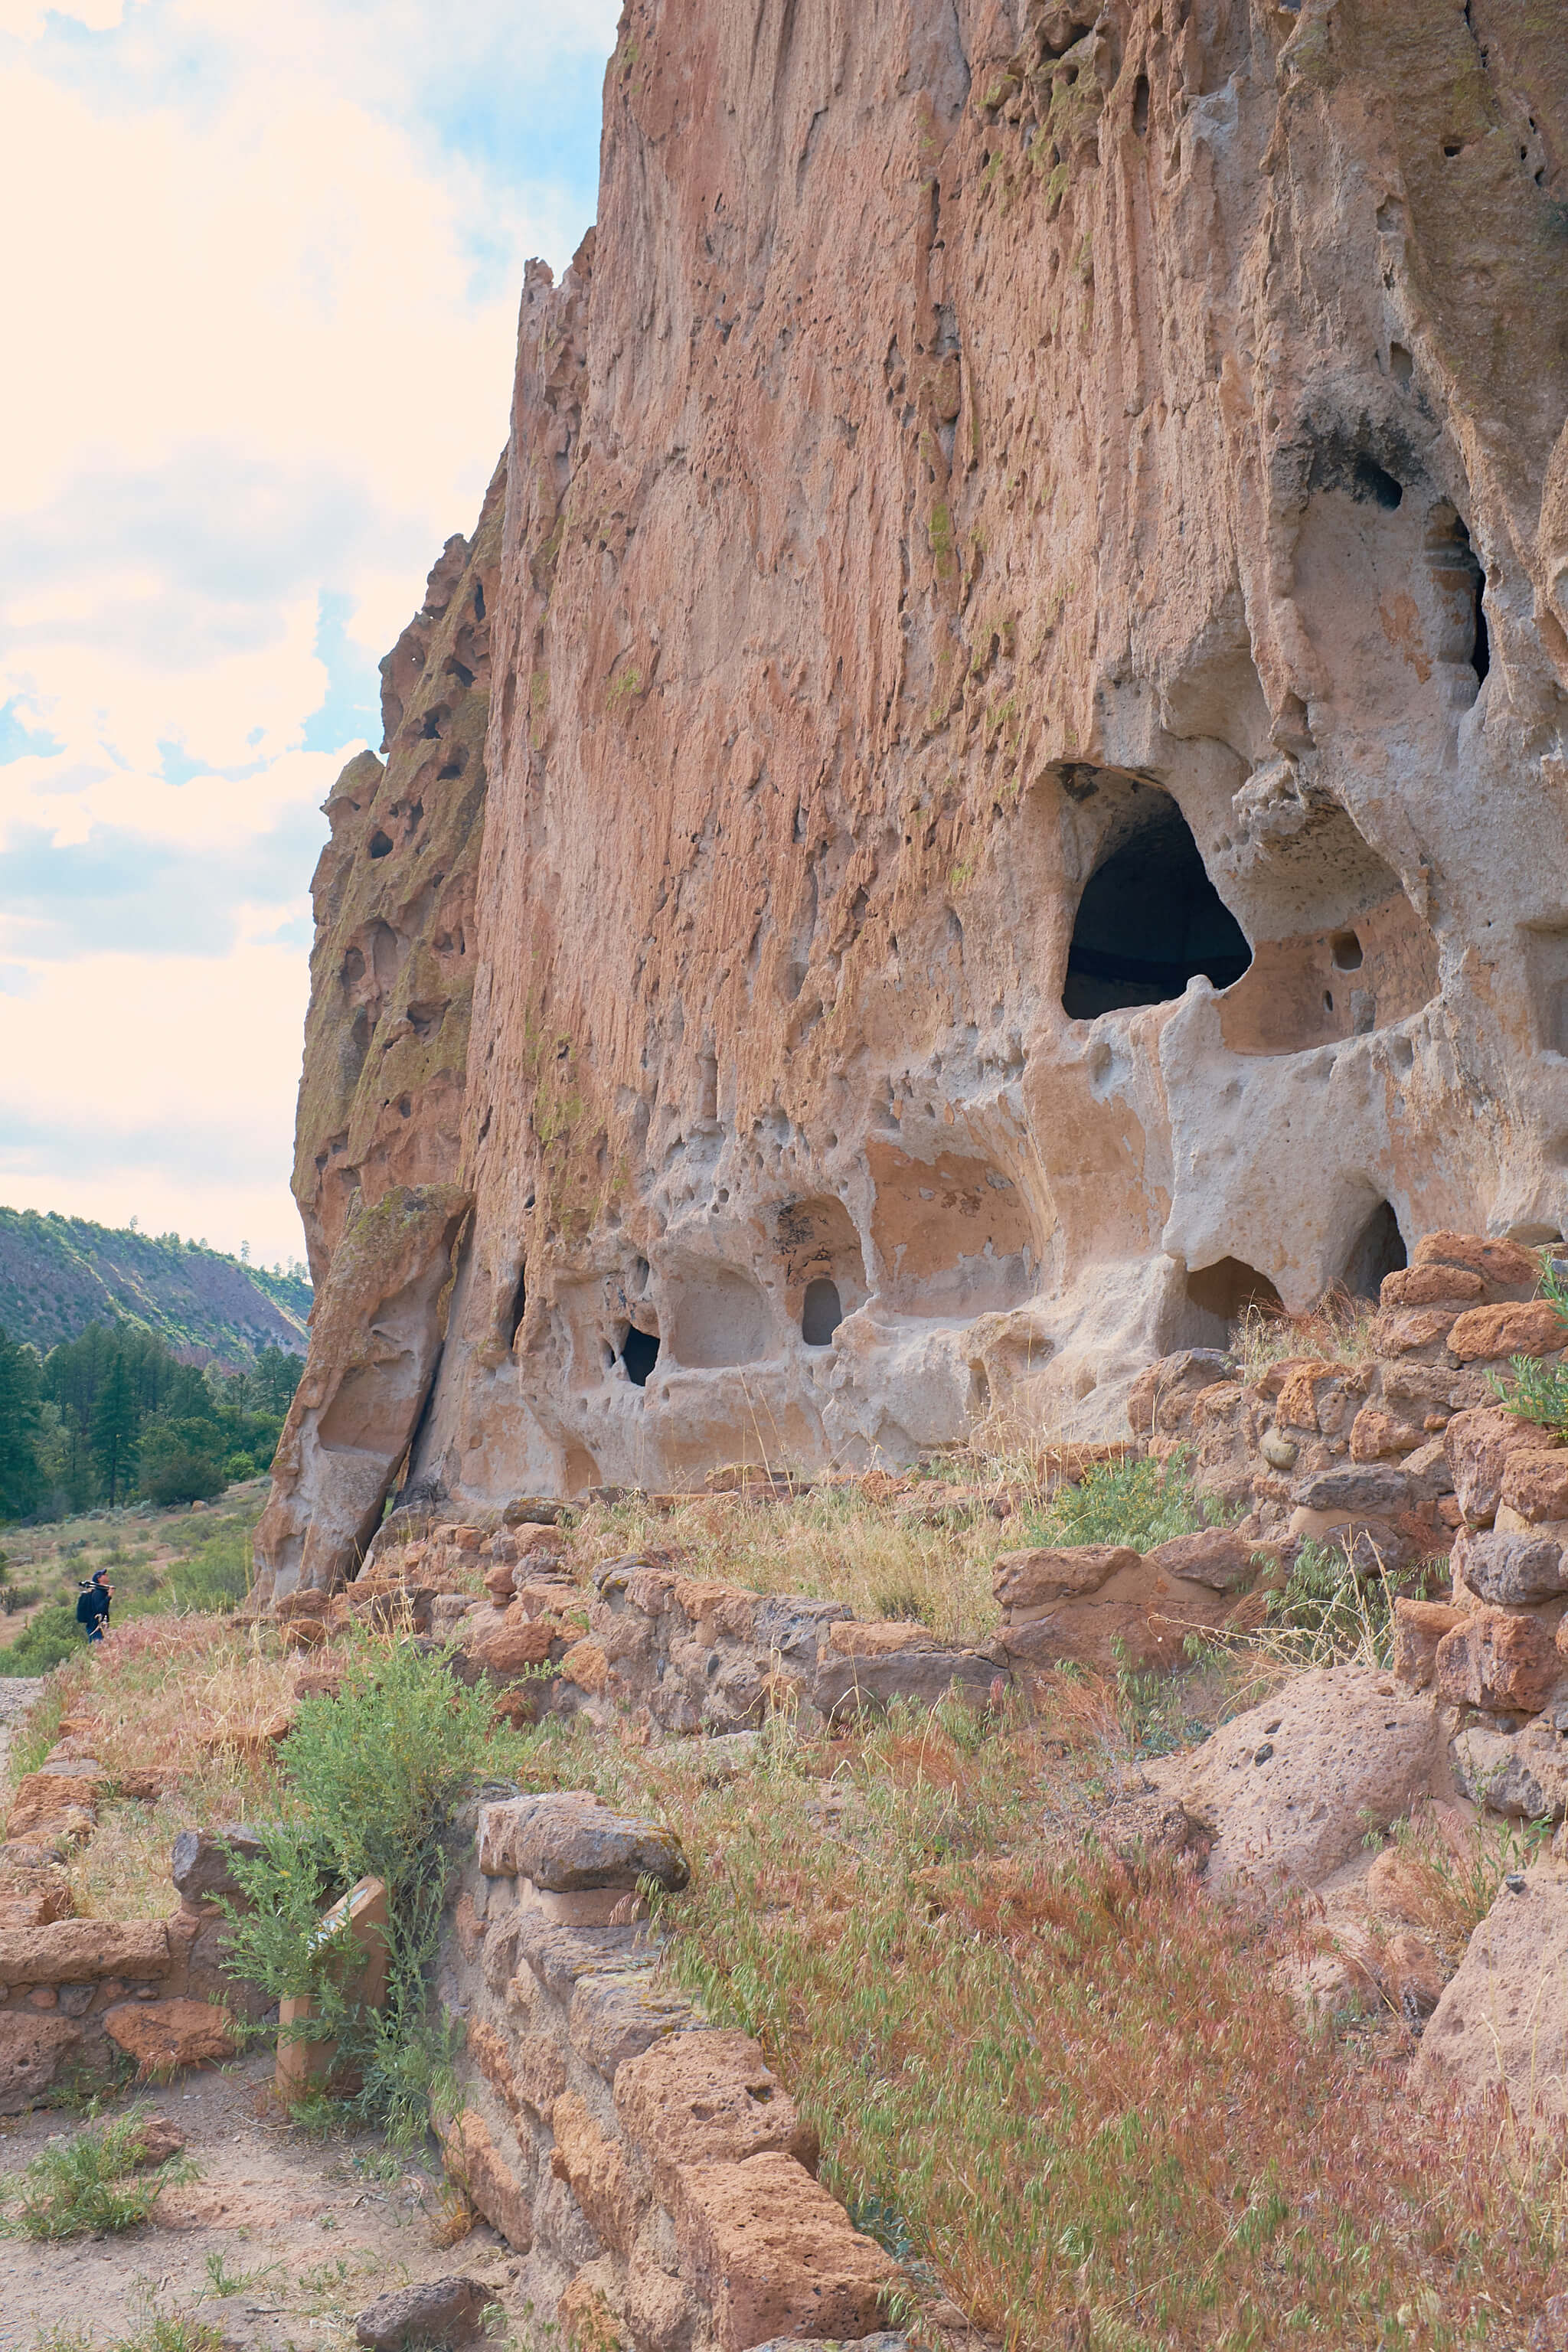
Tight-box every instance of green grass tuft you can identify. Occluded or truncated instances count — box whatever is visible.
[1,2105,198,2239]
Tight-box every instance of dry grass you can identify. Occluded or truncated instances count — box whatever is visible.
[597,1696,1568,2350]
[570,1486,1008,1646]
[1230,1284,1379,1383]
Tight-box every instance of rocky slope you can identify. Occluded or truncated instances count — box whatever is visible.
[259,0,1568,1596]
[0,1207,309,1367]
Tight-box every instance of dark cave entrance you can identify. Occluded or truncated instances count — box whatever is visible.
[1186,1257,1283,1324]
[1344,1199,1407,1300]
[621,1326,661,1387]
[802,1277,844,1347]
[1063,796,1253,1019]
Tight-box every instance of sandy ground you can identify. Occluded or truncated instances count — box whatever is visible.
[0,2052,521,2352]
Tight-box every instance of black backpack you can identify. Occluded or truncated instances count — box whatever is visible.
[75,1585,96,1626]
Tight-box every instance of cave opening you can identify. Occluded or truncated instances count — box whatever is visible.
[1344,1199,1407,1300]
[1063,795,1253,1018]
[368,830,394,859]
[1187,1257,1283,1325]
[621,1326,660,1387]
[508,1264,528,1350]
[802,1277,844,1347]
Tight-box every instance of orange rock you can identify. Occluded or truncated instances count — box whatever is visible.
[1380,1265,1485,1311]
[103,1998,236,2078]
[1499,1450,1568,1525]
[672,1579,757,1641]
[0,1917,169,1984]
[474,1608,559,1674]
[1435,1609,1562,1713]
[1370,1310,1460,1357]
[483,1562,518,1602]
[613,2029,814,2196]
[1445,1406,1558,1524]
[671,2152,895,2352]
[1412,1232,1541,1298]
[556,2278,621,2352]
[1391,1597,1467,1689]
[439,2108,532,2251]
[1350,1407,1423,1463]
[5,1769,105,1844]
[1449,1302,1567,1364]
[550,2089,646,2254]
[559,1639,609,1694]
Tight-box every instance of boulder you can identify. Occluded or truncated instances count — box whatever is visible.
[103,1998,237,2076]
[1434,1609,1563,1714]
[478,1794,689,1892]
[992,1545,1140,1611]
[1452,1527,1568,1607]
[355,2278,492,2351]
[1174,1666,1442,1893]
[1415,1867,1568,2126]
[671,2151,895,2352]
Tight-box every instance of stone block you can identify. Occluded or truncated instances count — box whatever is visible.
[1412,1231,1542,1298]
[104,1998,237,2077]
[0,1919,169,1985]
[0,2011,85,2115]
[550,2089,647,2254]
[614,2029,815,2196]
[479,1795,689,1893]
[569,1968,699,2075]
[441,2108,532,2250]
[753,1595,853,1665]
[1436,1608,1563,1713]
[474,1606,559,1675]
[1348,1408,1424,1463]
[1290,1463,1411,1515]
[1141,1530,1255,1590]
[826,1620,932,1657]
[513,1913,655,2001]
[355,2278,491,2350]
[1452,1721,1568,1821]
[1392,1597,1467,1688]
[991,1544,1139,1610]
[171,1824,268,1906]
[671,2152,895,2352]
[1443,1407,1555,1524]
[1500,1450,1568,1526]
[812,1648,999,1723]
[1453,1526,1568,1606]
[1449,1302,1567,1363]
[1381,1265,1484,1310]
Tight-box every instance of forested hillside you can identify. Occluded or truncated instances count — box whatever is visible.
[0,1207,310,1367]
[0,1317,301,1520]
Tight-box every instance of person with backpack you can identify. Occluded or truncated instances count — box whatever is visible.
[75,1568,113,1642]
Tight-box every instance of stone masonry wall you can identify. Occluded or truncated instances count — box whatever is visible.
[437,1792,900,2352]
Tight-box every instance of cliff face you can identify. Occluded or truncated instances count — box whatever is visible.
[258,0,1568,1592]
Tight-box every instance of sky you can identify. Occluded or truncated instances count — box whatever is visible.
[0,0,616,1270]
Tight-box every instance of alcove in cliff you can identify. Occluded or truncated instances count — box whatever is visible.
[1344,1200,1406,1299]
[620,1326,660,1387]
[1063,796,1252,1019]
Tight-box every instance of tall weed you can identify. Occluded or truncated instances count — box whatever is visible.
[1023,1450,1211,1552]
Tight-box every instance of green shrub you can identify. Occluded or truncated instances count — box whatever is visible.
[0,1602,83,1677]
[142,1449,226,1506]
[0,2104,197,2239]
[1263,1537,1400,1667]
[1025,1449,1212,1553]
[1488,1256,1568,1431]
[220,1641,534,2141]
[166,1517,251,1612]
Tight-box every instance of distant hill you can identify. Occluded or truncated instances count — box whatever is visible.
[0,1207,312,1367]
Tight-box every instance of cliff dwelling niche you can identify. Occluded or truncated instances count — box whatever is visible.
[866,1146,1034,1317]
[665,1265,773,1370]
[802,1279,843,1347]
[775,1197,867,1344]
[1063,795,1252,1019]
[619,1326,660,1386]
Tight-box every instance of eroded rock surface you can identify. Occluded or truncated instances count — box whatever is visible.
[262,0,1568,1574]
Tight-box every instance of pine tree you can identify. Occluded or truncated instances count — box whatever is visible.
[0,1326,43,1520]
[90,1348,140,1506]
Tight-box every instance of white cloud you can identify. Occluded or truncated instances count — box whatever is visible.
[0,0,613,1267]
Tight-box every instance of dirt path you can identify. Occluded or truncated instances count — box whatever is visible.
[0,2054,519,2352]
[0,1680,44,1784]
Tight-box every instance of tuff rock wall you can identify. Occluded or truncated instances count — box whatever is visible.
[258,0,1568,1597]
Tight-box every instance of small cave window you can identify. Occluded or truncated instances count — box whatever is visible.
[1132,72,1149,136]
[508,1264,528,1350]
[802,1278,844,1347]
[1331,931,1364,972]
[1063,796,1253,1018]
[368,830,394,859]
[1352,456,1403,510]
[1344,1200,1406,1301]
[1187,1257,1282,1324]
[621,1326,661,1387]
